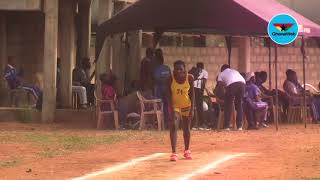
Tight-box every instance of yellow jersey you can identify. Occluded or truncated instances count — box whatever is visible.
[171,75,191,109]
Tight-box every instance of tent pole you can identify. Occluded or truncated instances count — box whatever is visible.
[274,43,279,131]
[153,30,164,49]
[301,37,307,128]
[268,38,272,89]
[225,36,232,65]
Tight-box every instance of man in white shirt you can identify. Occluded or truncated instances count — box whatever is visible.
[194,62,208,128]
[217,64,245,130]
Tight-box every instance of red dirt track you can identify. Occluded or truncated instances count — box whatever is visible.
[0,122,319,180]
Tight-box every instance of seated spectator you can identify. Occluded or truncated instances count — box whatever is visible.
[205,88,222,129]
[283,69,320,122]
[256,71,288,107]
[244,72,269,129]
[81,58,95,106]
[100,70,131,129]
[72,59,94,106]
[100,73,117,107]
[72,63,88,109]
[3,56,42,109]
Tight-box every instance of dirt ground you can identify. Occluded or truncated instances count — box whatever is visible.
[0,121,319,180]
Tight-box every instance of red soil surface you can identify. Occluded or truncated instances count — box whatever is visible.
[0,122,319,180]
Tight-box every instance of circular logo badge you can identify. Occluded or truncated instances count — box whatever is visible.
[268,14,299,45]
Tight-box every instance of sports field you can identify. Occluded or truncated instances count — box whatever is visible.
[0,122,319,180]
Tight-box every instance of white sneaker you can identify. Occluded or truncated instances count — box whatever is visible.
[237,127,243,131]
[261,123,269,128]
[224,128,231,131]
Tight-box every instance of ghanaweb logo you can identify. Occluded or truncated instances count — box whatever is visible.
[268,14,299,45]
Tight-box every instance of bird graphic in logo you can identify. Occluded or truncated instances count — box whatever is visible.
[273,24,294,32]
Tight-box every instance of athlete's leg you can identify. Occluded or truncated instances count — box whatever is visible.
[181,115,191,151]
[170,112,180,153]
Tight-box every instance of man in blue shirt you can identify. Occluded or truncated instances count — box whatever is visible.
[3,56,42,109]
[153,49,171,128]
[244,72,268,129]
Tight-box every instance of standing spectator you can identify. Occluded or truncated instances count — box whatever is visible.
[216,64,245,130]
[56,58,62,108]
[140,47,154,91]
[193,62,208,128]
[244,72,269,129]
[154,50,171,128]
[3,56,42,109]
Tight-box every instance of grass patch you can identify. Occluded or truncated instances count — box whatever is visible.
[22,133,52,144]
[0,157,21,168]
[0,130,166,159]
[38,149,63,158]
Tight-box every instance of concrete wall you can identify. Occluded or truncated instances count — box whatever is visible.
[142,47,239,90]
[141,46,319,91]
[6,12,44,84]
[0,0,41,11]
[251,47,320,89]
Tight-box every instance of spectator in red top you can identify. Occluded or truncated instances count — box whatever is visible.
[100,72,116,102]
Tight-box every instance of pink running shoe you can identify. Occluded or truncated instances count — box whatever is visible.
[184,150,192,160]
[170,153,178,161]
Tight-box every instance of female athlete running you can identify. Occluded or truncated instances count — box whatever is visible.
[168,60,194,161]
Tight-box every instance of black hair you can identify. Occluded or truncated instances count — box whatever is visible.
[240,72,246,79]
[7,56,14,64]
[99,73,108,83]
[286,69,295,76]
[196,62,204,69]
[57,58,61,67]
[254,71,260,78]
[221,64,230,72]
[174,60,185,68]
[146,47,154,56]
[155,48,164,64]
[259,71,267,79]
[81,58,91,70]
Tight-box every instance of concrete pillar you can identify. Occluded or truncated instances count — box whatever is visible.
[128,30,142,84]
[0,13,7,88]
[42,0,58,123]
[112,34,124,94]
[79,1,91,60]
[59,0,76,108]
[112,2,127,95]
[238,37,251,73]
[96,0,113,97]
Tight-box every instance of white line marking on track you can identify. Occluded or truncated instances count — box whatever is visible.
[178,153,246,180]
[72,153,166,180]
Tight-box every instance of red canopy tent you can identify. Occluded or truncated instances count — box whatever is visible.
[96,0,320,55]
[96,0,320,130]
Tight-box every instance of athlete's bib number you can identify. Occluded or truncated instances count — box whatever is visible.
[176,89,183,95]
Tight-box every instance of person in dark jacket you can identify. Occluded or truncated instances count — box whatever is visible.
[3,56,42,109]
